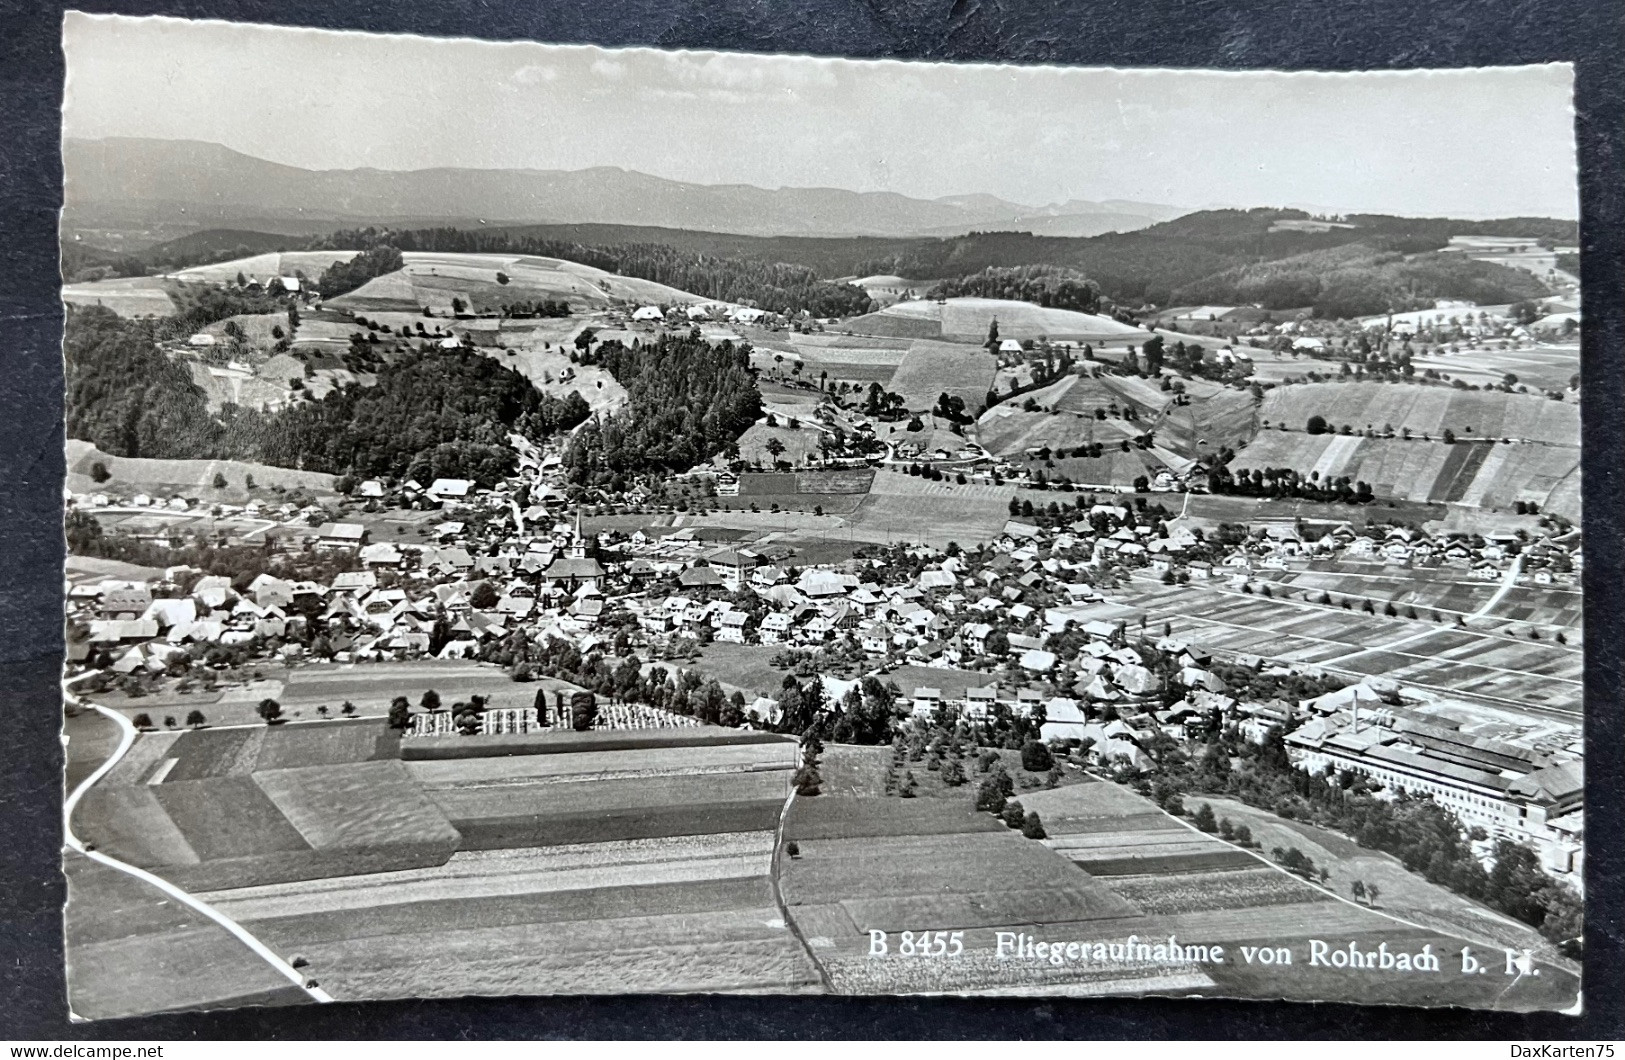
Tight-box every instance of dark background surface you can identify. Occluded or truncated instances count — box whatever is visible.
[2,0,1621,1040]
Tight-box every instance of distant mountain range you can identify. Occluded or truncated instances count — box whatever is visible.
[62,137,1189,245]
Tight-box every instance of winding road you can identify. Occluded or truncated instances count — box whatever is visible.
[63,695,334,1005]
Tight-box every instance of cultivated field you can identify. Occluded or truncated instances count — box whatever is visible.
[1118,581,1582,714]
[1232,433,1579,519]
[168,251,361,285]
[1009,780,1578,1009]
[64,853,313,1019]
[74,718,460,893]
[1256,383,1578,445]
[1411,342,1580,395]
[179,727,809,1001]
[847,469,1014,547]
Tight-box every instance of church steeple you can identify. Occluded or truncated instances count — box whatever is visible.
[569,509,588,560]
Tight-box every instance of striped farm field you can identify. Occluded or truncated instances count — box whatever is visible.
[1232,433,1579,517]
[202,832,818,999]
[976,404,1132,458]
[1257,382,1578,445]
[407,739,796,788]
[253,761,461,850]
[1116,583,1581,711]
[64,854,313,1020]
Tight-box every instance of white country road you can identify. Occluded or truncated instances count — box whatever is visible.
[63,697,333,1005]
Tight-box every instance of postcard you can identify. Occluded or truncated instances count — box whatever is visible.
[59,12,1583,1018]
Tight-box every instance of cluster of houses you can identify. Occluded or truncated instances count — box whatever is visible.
[628,303,769,326]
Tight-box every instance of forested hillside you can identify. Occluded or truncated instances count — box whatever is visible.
[1169,245,1552,318]
[854,209,1575,307]
[312,227,872,317]
[315,245,403,299]
[564,333,761,489]
[257,349,591,484]
[65,305,232,459]
[924,266,1102,313]
[65,302,590,484]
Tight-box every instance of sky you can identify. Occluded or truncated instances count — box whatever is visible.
[62,13,1579,218]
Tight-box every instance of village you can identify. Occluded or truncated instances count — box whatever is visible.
[65,408,1586,891]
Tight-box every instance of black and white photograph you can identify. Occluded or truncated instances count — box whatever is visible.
[57,12,1585,1020]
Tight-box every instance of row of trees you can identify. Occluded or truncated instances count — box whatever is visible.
[1204,464,1376,504]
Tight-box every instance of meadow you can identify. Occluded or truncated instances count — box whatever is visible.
[1232,432,1579,519]
[847,470,1014,547]
[887,339,998,412]
[62,275,179,317]
[326,252,705,315]
[67,439,336,501]
[846,298,1149,346]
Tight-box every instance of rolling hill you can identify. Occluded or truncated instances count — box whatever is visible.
[321,251,717,314]
[846,298,1149,344]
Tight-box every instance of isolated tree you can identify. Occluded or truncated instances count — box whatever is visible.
[765,437,787,465]
[940,757,967,787]
[90,461,111,484]
[212,472,228,489]
[469,581,500,610]
[495,272,510,285]
[1020,740,1053,772]
[1351,880,1367,904]
[316,704,329,719]
[899,770,918,798]
[1306,414,1329,435]
[1022,811,1047,840]
[570,690,599,732]
[163,715,177,729]
[1366,882,1381,906]
[340,701,355,716]
[1193,802,1218,832]
[132,713,153,730]
[420,689,442,712]
[185,709,206,729]
[1234,824,1254,847]
[257,698,283,725]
